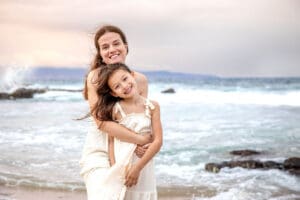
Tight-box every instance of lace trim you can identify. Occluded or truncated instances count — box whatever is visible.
[144,99,155,118]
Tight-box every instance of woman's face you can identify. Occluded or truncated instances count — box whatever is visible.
[108,69,137,99]
[98,32,128,64]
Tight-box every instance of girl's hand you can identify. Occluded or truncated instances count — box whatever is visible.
[135,143,151,158]
[125,164,141,187]
[139,133,152,145]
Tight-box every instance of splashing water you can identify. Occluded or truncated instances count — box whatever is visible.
[0,66,32,93]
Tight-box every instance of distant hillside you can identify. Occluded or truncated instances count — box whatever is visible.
[30,67,217,81]
[31,67,87,81]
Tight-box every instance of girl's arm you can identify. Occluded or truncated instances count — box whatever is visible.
[108,136,115,166]
[125,100,163,187]
[87,69,150,145]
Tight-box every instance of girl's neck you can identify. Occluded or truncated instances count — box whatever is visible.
[122,93,144,105]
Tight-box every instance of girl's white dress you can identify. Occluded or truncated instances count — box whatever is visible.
[79,98,157,200]
[112,99,157,200]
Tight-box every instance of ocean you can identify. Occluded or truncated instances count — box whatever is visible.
[0,67,300,199]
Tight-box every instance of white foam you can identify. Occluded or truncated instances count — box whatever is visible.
[0,66,32,93]
[151,87,300,107]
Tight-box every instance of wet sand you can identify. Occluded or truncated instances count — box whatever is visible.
[0,184,215,200]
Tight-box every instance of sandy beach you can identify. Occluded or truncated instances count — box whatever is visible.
[0,184,214,200]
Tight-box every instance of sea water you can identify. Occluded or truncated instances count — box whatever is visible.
[0,69,300,199]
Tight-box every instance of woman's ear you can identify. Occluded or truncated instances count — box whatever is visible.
[125,44,128,54]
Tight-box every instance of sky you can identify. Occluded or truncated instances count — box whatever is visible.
[0,0,300,77]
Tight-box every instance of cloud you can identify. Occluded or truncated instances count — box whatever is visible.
[0,0,300,77]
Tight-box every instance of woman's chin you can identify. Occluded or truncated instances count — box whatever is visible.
[108,59,125,64]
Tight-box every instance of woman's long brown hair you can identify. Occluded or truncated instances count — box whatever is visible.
[83,25,128,100]
[91,63,132,124]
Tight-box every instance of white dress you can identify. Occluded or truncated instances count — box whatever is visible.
[113,99,157,200]
[79,99,157,200]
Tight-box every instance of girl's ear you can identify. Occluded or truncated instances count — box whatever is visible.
[131,71,135,76]
[110,91,118,98]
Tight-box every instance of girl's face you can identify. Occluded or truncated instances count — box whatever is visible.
[108,69,137,99]
[98,32,128,64]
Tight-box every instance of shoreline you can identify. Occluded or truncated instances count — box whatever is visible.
[0,184,215,200]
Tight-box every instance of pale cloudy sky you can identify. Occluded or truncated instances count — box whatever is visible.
[0,0,299,77]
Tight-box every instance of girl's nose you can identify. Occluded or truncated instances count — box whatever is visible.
[121,82,127,88]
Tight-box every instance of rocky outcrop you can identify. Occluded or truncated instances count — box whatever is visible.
[230,149,261,156]
[0,88,47,99]
[0,87,83,100]
[161,88,175,93]
[205,150,300,176]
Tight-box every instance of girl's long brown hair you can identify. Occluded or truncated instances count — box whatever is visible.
[83,25,128,100]
[91,63,132,124]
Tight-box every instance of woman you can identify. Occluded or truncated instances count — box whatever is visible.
[80,25,152,200]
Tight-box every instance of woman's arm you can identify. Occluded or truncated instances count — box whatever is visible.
[125,100,163,187]
[133,71,148,98]
[86,69,150,145]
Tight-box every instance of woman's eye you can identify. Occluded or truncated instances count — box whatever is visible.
[123,77,127,81]
[101,46,108,50]
[113,42,120,46]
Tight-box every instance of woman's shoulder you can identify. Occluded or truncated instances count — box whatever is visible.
[133,71,148,83]
[87,68,101,84]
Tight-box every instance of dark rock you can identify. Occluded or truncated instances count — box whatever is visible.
[161,88,175,93]
[226,160,263,169]
[205,154,299,175]
[230,149,261,156]
[283,157,300,169]
[0,93,10,99]
[0,88,47,100]
[11,88,46,98]
[262,161,283,169]
[205,163,222,173]
[287,169,300,176]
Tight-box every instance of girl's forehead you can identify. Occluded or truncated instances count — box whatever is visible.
[109,69,129,83]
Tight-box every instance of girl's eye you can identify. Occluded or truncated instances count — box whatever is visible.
[115,85,119,90]
[123,77,127,81]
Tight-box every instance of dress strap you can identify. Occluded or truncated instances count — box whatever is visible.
[144,99,155,118]
[115,102,126,118]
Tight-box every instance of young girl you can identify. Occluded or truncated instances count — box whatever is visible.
[92,63,163,199]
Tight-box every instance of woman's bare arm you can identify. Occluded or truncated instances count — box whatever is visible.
[125,101,163,187]
[133,71,148,98]
[86,69,150,145]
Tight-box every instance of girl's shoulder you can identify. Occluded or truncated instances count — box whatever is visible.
[145,99,160,110]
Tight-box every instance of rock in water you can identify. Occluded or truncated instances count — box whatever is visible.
[161,88,175,93]
[230,149,261,156]
[0,88,47,100]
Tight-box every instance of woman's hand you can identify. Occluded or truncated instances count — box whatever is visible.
[135,143,151,158]
[125,164,141,187]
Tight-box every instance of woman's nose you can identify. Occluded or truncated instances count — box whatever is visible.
[108,45,116,53]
